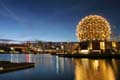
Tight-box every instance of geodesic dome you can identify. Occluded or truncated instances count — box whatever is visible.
[76,15,111,41]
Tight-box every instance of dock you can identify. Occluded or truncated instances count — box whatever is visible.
[0,61,34,73]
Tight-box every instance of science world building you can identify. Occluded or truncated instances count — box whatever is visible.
[76,15,118,54]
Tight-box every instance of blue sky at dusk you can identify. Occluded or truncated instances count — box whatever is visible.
[0,0,120,41]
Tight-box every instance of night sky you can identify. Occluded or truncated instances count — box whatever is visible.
[0,0,120,42]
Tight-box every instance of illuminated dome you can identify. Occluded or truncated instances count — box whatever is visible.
[76,15,111,42]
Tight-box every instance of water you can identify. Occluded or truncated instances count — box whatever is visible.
[0,54,120,80]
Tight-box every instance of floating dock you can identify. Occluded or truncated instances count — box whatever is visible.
[0,61,34,73]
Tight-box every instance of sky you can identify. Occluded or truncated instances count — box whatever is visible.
[0,0,120,42]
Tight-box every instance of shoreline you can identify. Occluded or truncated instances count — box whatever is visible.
[51,53,120,59]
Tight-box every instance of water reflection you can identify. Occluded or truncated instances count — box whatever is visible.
[0,54,120,80]
[9,54,73,74]
[55,56,65,74]
[74,59,118,80]
[25,54,32,62]
[10,54,33,63]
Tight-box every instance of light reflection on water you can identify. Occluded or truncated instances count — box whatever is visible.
[74,59,119,80]
[0,54,120,80]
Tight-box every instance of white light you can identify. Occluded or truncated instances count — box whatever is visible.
[80,50,89,54]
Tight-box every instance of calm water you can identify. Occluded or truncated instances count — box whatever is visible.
[0,54,120,80]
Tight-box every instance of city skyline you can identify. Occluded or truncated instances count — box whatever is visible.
[0,0,120,41]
